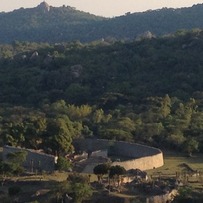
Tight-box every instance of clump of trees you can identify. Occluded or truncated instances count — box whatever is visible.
[56,156,72,171]
[0,95,203,156]
[93,163,110,183]
[93,163,126,185]
[0,151,27,176]
[53,173,92,203]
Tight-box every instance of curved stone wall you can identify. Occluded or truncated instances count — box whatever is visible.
[73,139,164,171]
[3,145,56,172]
[111,153,164,171]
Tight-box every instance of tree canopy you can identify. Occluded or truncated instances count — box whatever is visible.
[0,30,203,154]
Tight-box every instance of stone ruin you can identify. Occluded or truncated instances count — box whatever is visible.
[73,139,164,172]
[2,145,57,172]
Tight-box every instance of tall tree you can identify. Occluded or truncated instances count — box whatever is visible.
[93,163,110,183]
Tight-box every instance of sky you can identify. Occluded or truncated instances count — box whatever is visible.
[1,0,203,17]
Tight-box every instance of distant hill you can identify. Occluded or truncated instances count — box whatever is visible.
[0,2,105,43]
[1,2,203,43]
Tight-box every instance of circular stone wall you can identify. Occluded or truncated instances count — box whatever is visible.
[73,139,164,171]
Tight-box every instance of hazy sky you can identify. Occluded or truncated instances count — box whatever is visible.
[1,0,203,17]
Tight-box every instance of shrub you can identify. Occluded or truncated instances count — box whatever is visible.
[56,156,72,171]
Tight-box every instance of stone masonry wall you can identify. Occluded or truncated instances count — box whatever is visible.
[108,141,160,158]
[111,153,164,171]
[73,139,164,171]
[3,146,56,172]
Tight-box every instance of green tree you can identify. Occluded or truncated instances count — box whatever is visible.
[0,161,14,176]
[56,156,72,171]
[93,163,110,183]
[109,165,126,187]
[166,131,186,149]
[117,117,136,132]
[138,122,164,143]
[109,165,126,178]
[6,151,27,164]
[46,117,73,154]
[100,128,133,141]
[24,115,47,149]
[2,121,25,147]
[45,114,83,154]
[160,94,171,118]
[67,104,92,121]
[53,181,71,203]
[71,182,92,203]
[49,100,68,115]
[183,138,199,156]
[92,109,105,124]
[3,150,27,175]
[67,174,92,203]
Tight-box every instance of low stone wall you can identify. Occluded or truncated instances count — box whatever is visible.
[73,139,164,171]
[3,145,56,172]
[146,189,178,203]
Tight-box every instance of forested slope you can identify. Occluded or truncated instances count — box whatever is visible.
[0,30,203,154]
[1,29,203,106]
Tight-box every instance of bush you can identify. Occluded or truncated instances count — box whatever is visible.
[56,156,72,171]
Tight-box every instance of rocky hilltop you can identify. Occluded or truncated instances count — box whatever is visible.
[0,2,203,43]
[37,1,50,12]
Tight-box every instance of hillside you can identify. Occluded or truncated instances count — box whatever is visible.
[107,4,203,38]
[1,2,203,43]
[0,29,203,106]
[0,30,203,161]
[0,2,105,43]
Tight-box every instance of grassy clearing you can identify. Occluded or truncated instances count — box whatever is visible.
[0,151,202,202]
[148,152,203,175]
[147,152,203,191]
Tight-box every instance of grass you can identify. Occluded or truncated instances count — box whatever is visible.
[148,152,203,175]
[0,151,202,202]
[147,151,203,191]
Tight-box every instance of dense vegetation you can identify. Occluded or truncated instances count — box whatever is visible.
[1,2,203,43]
[0,29,203,155]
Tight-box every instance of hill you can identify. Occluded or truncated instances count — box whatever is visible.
[1,2,203,43]
[0,29,203,106]
[0,30,203,157]
[0,2,105,43]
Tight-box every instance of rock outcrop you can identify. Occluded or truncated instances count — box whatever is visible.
[37,1,50,12]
